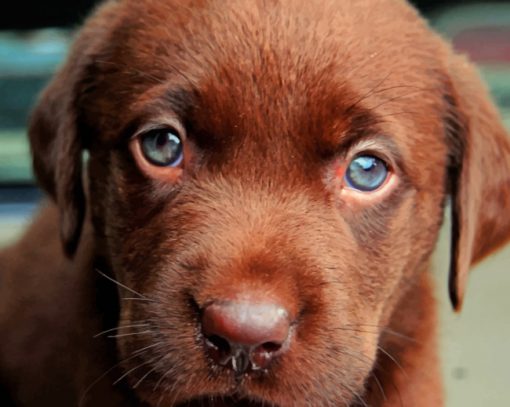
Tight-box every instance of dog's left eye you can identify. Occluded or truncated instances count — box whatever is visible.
[344,155,388,192]
[139,129,184,167]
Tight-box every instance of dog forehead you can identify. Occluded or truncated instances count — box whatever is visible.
[86,0,447,161]
[113,0,440,79]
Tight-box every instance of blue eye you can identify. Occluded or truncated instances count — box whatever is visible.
[345,155,388,192]
[140,129,184,167]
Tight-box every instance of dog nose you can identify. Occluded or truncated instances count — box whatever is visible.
[202,301,291,373]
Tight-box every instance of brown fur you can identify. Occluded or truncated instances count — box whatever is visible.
[1,0,510,406]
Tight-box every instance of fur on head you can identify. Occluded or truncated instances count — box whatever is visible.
[28,0,510,405]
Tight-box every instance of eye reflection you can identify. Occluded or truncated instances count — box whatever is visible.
[344,155,388,192]
[140,129,184,167]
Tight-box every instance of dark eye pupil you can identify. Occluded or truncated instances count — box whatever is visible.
[141,130,183,167]
[345,155,388,191]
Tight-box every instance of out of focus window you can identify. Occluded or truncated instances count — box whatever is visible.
[0,30,70,245]
[433,3,510,128]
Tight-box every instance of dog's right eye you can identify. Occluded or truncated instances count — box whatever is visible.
[139,129,184,167]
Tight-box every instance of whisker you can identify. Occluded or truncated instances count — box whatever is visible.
[108,330,153,339]
[96,269,152,300]
[133,366,158,389]
[346,72,393,112]
[392,378,404,407]
[380,329,416,343]
[78,342,162,407]
[334,326,382,336]
[113,355,160,386]
[342,324,416,343]
[122,297,156,302]
[376,110,420,120]
[337,347,374,367]
[158,369,184,407]
[348,81,432,114]
[377,346,407,378]
[340,381,368,407]
[154,364,178,392]
[365,88,429,112]
[93,323,150,338]
[370,371,387,402]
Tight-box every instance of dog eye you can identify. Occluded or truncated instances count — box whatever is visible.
[344,155,388,192]
[139,129,184,167]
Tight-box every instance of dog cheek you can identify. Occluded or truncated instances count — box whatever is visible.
[115,275,209,404]
[372,191,444,327]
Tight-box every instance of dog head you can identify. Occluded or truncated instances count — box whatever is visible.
[28,0,510,405]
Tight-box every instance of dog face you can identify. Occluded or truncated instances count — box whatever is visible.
[28,0,510,406]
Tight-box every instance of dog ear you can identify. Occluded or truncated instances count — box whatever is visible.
[28,3,118,257]
[446,54,510,311]
[29,51,87,257]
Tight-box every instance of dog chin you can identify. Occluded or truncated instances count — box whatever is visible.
[141,380,357,407]
[176,396,274,407]
[143,391,278,407]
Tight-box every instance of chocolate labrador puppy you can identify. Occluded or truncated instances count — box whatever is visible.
[1,0,509,406]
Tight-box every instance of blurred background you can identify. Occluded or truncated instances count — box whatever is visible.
[0,1,509,405]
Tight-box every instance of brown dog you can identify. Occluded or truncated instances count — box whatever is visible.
[1,0,509,406]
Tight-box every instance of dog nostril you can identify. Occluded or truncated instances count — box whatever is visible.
[205,334,232,364]
[250,341,283,370]
[259,341,282,353]
[206,335,231,353]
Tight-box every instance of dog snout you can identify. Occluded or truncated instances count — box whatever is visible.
[201,299,292,373]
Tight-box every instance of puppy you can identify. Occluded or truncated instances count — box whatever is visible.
[1,0,509,406]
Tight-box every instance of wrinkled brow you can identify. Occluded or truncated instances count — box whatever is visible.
[313,102,387,158]
[116,87,196,143]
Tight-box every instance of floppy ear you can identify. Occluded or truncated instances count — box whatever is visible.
[446,54,510,311]
[28,2,119,257]
[29,54,86,257]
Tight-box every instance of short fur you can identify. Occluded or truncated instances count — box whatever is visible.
[1,0,510,406]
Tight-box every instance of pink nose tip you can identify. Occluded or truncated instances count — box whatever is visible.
[202,301,291,373]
